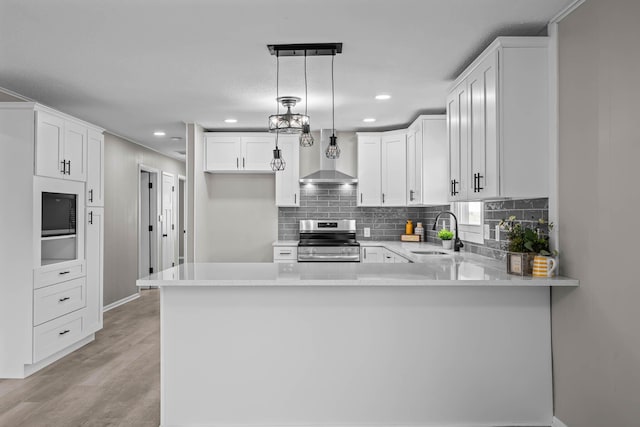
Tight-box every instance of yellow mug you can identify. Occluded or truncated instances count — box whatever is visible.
[532,255,557,277]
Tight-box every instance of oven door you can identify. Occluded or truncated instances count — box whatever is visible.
[297,246,360,262]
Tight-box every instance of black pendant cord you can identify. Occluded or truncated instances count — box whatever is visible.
[304,51,308,117]
[275,53,280,148]
[331,54,335,136]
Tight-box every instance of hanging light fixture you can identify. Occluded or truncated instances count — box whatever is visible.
[299,52,314,147]
[270,53,286,171]
[268,53,308,134]
[325,54,340,159]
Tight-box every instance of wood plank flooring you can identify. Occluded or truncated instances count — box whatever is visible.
[0,289,160,427]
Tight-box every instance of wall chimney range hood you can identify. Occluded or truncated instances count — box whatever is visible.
[299,129,358,184]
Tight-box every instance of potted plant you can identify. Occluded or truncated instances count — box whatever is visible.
[499,216,556,276]
[437,228,454,250]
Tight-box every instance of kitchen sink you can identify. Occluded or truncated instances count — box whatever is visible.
[410,250,449,255]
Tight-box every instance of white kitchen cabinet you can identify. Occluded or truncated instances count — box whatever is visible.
[273,245,298,263]
[381,132,406,206]
[86,129,104,206]
[407,115,449,206]
[204,133,275,172]
[36,110,88,182]
[447,37,550,201]
[275,135,300,206]
[383,248,410,263]
[356,131,406,207]
[361,246,384,263]
[85,207,104,334]
[356,135,381,206]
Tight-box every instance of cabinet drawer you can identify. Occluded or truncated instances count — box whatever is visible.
[273,247,297,262]
[33,310,85,362]
[34,261,85,289]
[34,277,86,326]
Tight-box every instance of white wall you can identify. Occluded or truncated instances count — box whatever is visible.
[104,133,185,306]
[552,0,640,425]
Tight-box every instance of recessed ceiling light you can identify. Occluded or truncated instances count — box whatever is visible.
[375,94,391,100]
[170,136,182,141]
[363,118,376,123]
[224,118,238,123]
[153,131,166,137]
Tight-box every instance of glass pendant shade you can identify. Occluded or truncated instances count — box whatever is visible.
[269,97,308,134]
[325,134,340,159]
[299,123,314,147]
[270,147,286,171]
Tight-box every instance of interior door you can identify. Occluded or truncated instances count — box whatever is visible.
[161,173,175,270]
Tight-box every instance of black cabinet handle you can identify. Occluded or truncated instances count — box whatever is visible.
[382,193,385,204]
[162,234,168,237]
[409,190,414,201]
[89,189,93,203]
[59,297,70,302]
[236,158,239,169]
[59,329,70,336]
[294,193,297,204]
[360,193,363,203]
[243,157,245,168]
[58,271,70,275]
[67,160,71,175]
[60,160,66,174]
[451,179,459,196]
[88,211,93,225]
[474,173,484,192]
[364,248,367,259]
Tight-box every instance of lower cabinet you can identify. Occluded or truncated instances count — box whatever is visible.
[85,207,104,334]
[362,246,410,263]
[273,246,298,263]
[33,309,86,362]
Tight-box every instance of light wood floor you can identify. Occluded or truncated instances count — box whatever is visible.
[0,289,160,427]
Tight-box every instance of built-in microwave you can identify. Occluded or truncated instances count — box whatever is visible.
[41,192,77,237]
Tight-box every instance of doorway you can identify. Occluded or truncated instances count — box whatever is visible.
[139,166,159,278]
[161,172,176,270]
[178,175,186,265]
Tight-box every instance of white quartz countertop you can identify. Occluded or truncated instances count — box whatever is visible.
[138,241,578,287]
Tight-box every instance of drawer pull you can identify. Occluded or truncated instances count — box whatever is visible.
[59,329,70,336]
[279,251,292,255]
[58,297,70,302]
[58,271,71,275]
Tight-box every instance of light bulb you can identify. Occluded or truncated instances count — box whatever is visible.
[325,135,340,159]
[299,124,314,147]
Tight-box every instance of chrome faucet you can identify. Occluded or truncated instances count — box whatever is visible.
[432,211,464,252]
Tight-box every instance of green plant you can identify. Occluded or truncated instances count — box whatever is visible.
[498,216,557,256]
[437,228,454,240]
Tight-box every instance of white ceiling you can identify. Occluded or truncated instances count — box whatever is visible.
[0,0,572,159]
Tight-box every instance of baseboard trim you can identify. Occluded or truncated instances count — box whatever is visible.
[103,292,140,312]
[553,417,569,427]
[23,334,95,378]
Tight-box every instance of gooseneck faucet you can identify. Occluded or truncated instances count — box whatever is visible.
[432,211,464,252]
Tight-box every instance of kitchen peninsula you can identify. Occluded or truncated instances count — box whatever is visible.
[139,251,577,427]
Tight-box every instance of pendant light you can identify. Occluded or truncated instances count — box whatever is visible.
[299,52,314,147]
[325,54,340,159]
[270,54,286,171]
[269,53,308,134]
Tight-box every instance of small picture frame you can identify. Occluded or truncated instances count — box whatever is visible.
[507,252,535,276]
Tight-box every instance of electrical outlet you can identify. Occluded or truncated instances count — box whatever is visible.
[364,227,371,238]
[495,224,501,241]
[483,224,490,240]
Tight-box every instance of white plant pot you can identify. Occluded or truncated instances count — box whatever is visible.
[442,240,453,250]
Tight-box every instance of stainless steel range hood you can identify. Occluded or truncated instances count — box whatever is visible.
[299,129,358,184]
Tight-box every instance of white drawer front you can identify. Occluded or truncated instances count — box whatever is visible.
[273,247,297,262]
[34,261,85,289]
[34,277,86,326]
[33,311,85,362]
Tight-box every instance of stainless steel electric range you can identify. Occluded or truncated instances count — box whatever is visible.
[297,219,360,262]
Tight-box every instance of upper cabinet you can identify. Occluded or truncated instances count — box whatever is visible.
[36,110,89,182]
[86,130,104,207]
[447,37,550,201]
[408,115,449,206]
[275,135,300,207]
[204,133,275,172]
[356,134,382,206]
[357,131,406,207]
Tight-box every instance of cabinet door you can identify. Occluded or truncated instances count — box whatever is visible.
[361,247,384,263]
[422,116,449,205]
[357,135,381,206]
[35,111,65,178]
[205,136,242,171]
[85,207,103,334]
[406,126,422,205]
[381,133,407,206]
[468,51,499,199]
[87,130,104,206]
[447,81,468,201]
[275,135,300,206]
[242,136,274,171]
[63,121,88,182]
[383,248,396,263]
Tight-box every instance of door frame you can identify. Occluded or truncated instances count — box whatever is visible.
[161,172,177,270]
[138,164,161,280]
[177,174,187,265]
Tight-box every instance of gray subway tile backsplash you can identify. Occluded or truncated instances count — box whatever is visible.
[278,184,548,260]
